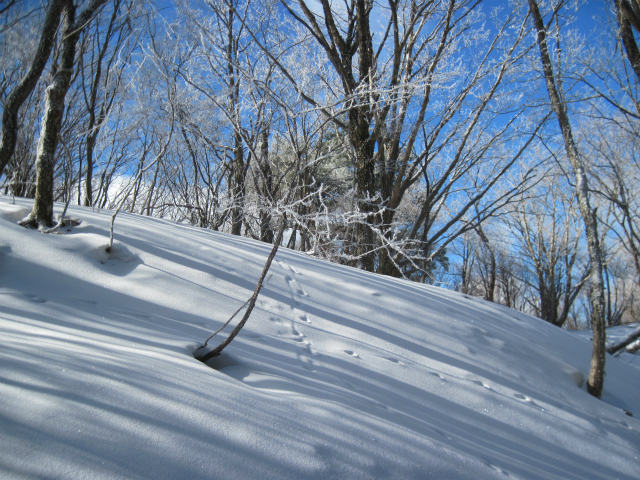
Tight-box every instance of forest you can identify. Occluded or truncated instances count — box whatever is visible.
[1,0,639,397]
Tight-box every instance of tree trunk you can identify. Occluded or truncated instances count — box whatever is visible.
[83,0,120,206]
[529,0,607,398]
[258,126,274,244]
[616,0,640,83]
[476,223,496,302]
[141,158,161,216]
[85,131,97,206]
[23,2,78,227]
[352,0,377,272]
[230,131,244,235]
[377,207,402,277]
[0,0,64,179]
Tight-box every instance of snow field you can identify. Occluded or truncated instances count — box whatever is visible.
[0,196,638,479]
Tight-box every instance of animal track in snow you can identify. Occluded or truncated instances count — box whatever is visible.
[23,293,47,304]
[471,379,493,391]
[289,320,315,370]
[429,371,447,381]
[277,260,299,275]
[514,392,532,403]
[281,262,309,299]
[273,261,316,370]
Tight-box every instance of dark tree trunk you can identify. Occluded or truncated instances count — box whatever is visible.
[539,281,561,327]
[225,2,245,237]
[476,223,496,302]
[616,0,640,83]
[141,158,161,216]
[230,131,244,236]
[85,131,97,206]
[83,0,120,206]
[258,126,274,244]
[351,0,376,271]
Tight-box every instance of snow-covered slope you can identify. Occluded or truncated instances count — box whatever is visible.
[1,196,638,480]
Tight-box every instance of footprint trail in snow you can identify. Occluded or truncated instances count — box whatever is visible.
[277,260,315,371]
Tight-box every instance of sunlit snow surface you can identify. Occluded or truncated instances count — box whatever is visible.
[0,196,638,480]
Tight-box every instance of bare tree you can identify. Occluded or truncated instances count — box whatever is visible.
[474,221,497,303]
[78,0,134,206]
[176,0,265,236]
[586,125,640,284]
[615,0,640,83]
[528,0,607,398]
[508,179,589,327]
[276,1,542,278]
[21,0,109,228]
[0,0,64,179]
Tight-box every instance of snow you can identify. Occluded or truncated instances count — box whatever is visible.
[0,196,638,480]
[572,323,640,372]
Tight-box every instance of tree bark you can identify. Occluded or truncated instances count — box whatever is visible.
[528,0,607,398]
[476,223,496,302]
[258,125,274,243]
[226,3,246,236]
[23,2,78,227]
[230,130,245,235]
[351,0,376,271]
[22,0,108,228]
[0,0,64,179]
[616,0,640,84]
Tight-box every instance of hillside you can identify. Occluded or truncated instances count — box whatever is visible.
[0,196,638,480]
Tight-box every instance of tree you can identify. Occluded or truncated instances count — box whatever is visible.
[21,0,109,228]
[194,214,287,361]
[615,0,640,83]
[0,0,64,179]
[474,220,497,303]
[179,0,262,237]
[586,122,640,284]
[528,0,607,398]
[508,178,588,327]
[78,0,133,206]
[574,2,640,293]
[278,0,541,278]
